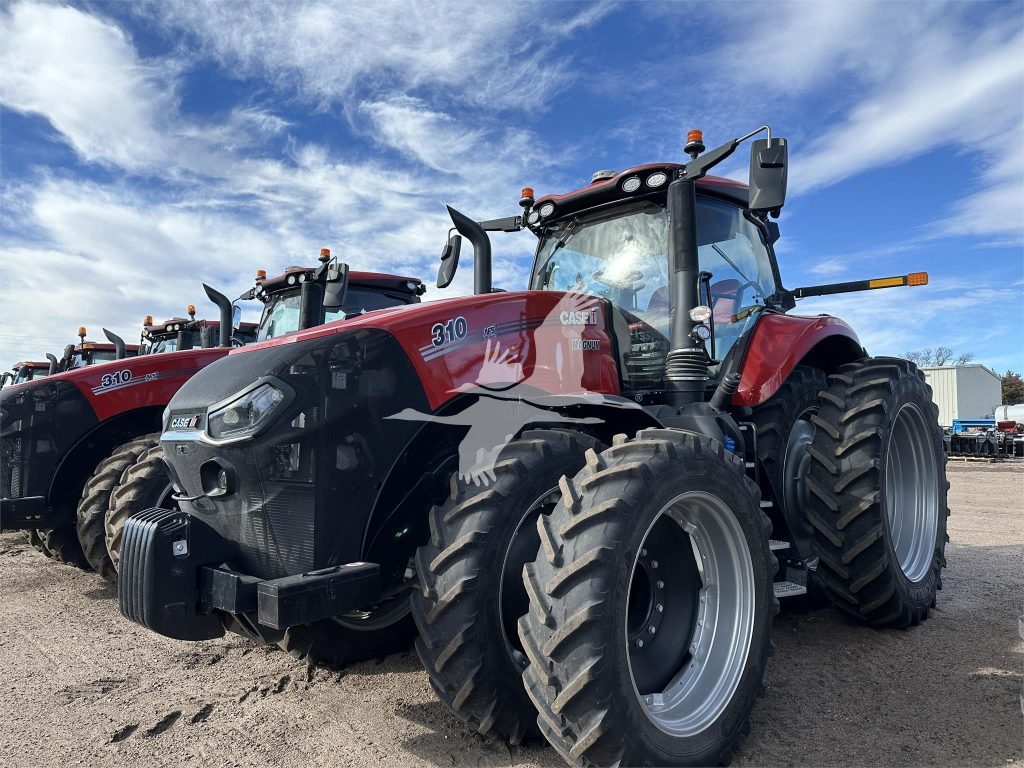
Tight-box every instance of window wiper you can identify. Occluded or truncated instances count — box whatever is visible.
[710,243,755,287]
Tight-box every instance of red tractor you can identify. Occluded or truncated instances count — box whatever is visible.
[0,258,425,580]
[2,361,53,388]
[56,327,140,371]
[117,127,947,766]
[140,309,259,354]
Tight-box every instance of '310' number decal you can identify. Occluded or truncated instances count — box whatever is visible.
[430,316,468,348]
[100,369,132,388]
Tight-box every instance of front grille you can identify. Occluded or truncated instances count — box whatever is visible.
[624,322,668,390]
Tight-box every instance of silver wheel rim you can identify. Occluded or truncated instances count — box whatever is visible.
[884,402,939,582]
[626,491,755,737]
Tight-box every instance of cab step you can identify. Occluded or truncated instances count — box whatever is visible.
[769,539,789,551]
[773,581,808,598]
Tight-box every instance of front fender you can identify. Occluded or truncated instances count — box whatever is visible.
[733,314,862,407]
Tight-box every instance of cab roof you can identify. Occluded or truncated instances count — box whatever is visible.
[257,268,425,296]
[144,318,258,336]
[74,342,140,353]
[532,165,749,223]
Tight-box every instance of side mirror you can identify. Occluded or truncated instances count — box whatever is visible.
[323,262,350,309]
[436,234,462,289]
[231,303,242,331]
[748,137,787,215]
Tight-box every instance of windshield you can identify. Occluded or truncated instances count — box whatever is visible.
[257,286,416,342]
[13,368,45,384]
[148,336,178,354]
[532,196,779,367]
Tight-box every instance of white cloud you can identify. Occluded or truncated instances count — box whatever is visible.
[0,2,173,171]
[142,0,612,112]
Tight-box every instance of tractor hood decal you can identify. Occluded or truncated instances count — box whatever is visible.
[229,291,622,410]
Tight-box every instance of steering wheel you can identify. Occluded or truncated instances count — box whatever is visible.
[592,268,645,290]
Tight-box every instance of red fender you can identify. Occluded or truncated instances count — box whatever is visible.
[733,314,861,407]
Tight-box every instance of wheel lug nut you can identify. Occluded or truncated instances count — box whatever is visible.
[636,639,644,648]
[656,604,663,612]
[651,560,658,569]
[641,548,648,557]
[648,625,656,634]
[657,580,664,589]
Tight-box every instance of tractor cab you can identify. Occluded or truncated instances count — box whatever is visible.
[141,310,259,355]
[246,249,426,342]
[7,361,51,386]
[524,168,782,390]
[58,327,140,372]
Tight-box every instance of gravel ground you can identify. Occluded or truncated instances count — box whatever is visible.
[1,461,1021,767]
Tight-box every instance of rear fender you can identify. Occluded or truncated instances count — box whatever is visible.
[733,314,863,407]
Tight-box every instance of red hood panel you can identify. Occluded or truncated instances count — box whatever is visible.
[61,348,230,421]
[233,291,621,410]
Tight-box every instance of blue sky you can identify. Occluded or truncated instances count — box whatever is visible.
[2,0,1022,372]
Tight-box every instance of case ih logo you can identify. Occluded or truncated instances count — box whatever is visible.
[170,415,202,430]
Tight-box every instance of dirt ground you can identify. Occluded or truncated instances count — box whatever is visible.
[1,462,1021,767]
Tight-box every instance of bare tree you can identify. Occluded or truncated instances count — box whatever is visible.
[903,347,975,367]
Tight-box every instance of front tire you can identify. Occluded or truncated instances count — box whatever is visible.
[519,429,776,766]
[77,434,160,580]
[804,357,948,626]
[413,429,605,744]
[105,439,174,574]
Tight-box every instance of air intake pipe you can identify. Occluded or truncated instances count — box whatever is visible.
[664,178,708,407]
[46,353,58,375]
[447,205,492,294]
[103,328,127,359]
[203,284,233,348]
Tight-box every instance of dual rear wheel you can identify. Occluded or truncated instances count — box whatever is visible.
[417,356,948,766]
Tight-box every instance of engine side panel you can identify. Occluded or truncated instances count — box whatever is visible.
[733,314,861,407]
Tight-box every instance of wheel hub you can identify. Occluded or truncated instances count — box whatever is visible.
[626,491,755,738]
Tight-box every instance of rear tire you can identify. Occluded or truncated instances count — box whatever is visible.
[38,525,90,569]
[519,429,776,766]
[804,357,948,627]
[27,529,52,558]
[749,365,827,562]
[77,434,159,580]
[105,440,174,574]
[413,429,605,744]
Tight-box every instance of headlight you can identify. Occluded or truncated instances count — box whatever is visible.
[207,382,287,441]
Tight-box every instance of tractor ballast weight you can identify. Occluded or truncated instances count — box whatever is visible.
[116,126,947,767]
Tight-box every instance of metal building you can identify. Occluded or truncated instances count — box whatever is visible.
[920,364,1003,427]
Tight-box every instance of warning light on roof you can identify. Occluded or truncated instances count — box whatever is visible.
[144,315,153,326]
[78,326,86,339]
[187,304,196,318]
[907,272,928,286]
[684,129,706,160]
[256,269,267,280]
[319,248,331,263]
